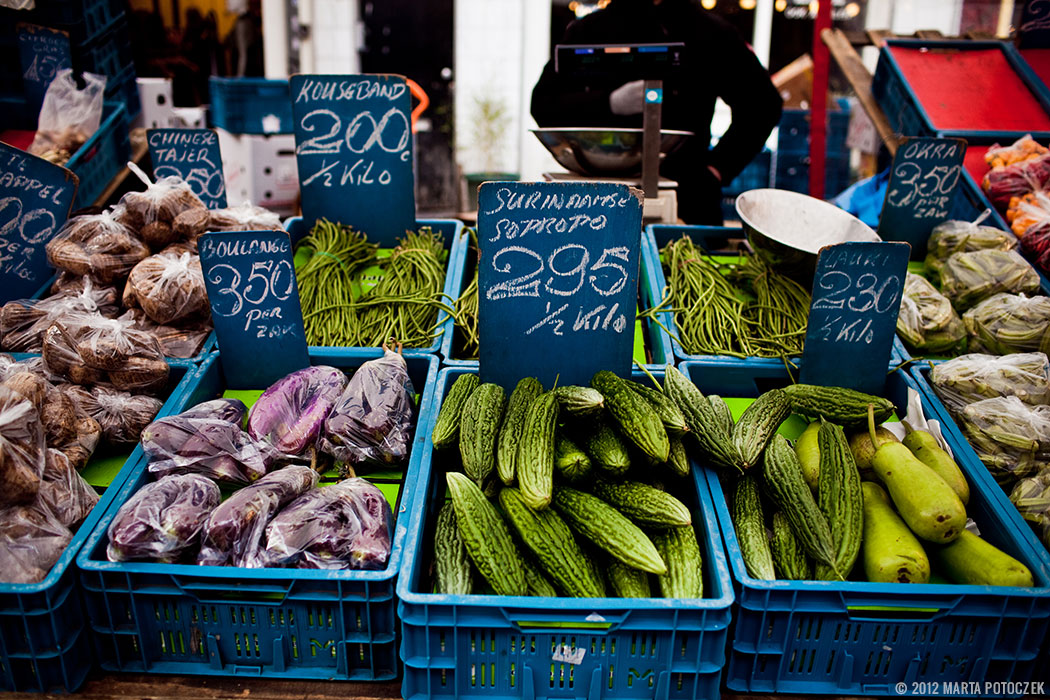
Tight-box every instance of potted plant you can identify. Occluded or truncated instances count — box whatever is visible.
[463,93,518,211]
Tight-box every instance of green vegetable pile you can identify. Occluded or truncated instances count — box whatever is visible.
[295,219,454,348]
[652,236,809,359]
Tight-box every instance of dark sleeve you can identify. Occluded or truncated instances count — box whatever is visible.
[530,23,617,127]
[705,27,783,184]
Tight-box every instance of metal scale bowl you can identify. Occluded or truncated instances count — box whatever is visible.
[531,127,693,177]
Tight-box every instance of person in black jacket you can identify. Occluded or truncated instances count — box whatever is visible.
[531,0,782,225]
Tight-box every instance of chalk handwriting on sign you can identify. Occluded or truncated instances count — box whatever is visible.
[478,181,643,391]
[0,141,78,299]
[17,24,72,110]
[147,128,227,209]
[1020,0,1050,48]
[198,230,309,388]
[800,241,910,395]
[289,74,415,247]
[878,137,966,258]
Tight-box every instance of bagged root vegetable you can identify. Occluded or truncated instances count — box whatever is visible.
[982,135,1050,209]
[119,309,211,360]
[55,407,101,471]
[60,384,164,444]
[106,473,220,562]
[262,477,392,570]
[0,386,46,508]
[247,366,347,456]
[924,217,1019,285]
[45,209,149,284]
[962,293,1050,356]
[207,203,283,233]
[123,249,209,325]
[0,501,73,583]
[896,273,966,354]
[930,351,1050,417]
[960,396,1050,486]
[142,399,273,484]
[319,348,415,469]
[197,465,318,568]
[116,174,206,251]
[940,249,1040,311]
[38,449,98,529]
[28,69,105,165]
[1007,191,1050,238]
[1,282,120,353]
[41,315,169,392]
[1010,469,1050,551]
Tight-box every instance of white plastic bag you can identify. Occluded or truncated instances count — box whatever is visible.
[28,70,106,163]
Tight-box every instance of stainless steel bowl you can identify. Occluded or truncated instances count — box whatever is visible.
[735,188,882,283]
[531,127,693,176]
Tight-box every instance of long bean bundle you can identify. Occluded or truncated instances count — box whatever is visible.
[455,267,479,359]
[295,219,376,346]
[733,254,810,357]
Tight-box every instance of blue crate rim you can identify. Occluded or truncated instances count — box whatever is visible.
[909,361,1050,575]
[684,358,1050,598]
[284,216,464,357]
[0,357,198,594]
[76,349,440,583]
[63,99,125,172]
[879,38,1050,141]
[395,364,736,611]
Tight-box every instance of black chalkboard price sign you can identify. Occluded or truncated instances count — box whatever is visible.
[799,241,910,395]
[878,136,967,258]
[16,23,72,110]
[198,230,309,389]
[147,128,227,209]
[289,74,415,247]
[477,181,643,391]
[0,141,78,300]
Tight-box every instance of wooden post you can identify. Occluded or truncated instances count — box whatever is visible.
[809,0,833,198]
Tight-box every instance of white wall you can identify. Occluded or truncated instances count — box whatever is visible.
[862,0,964,71]
[454,0,557,179]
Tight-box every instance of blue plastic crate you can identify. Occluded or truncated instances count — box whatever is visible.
[397,365,734,700]
[102,62,140,121]
[0,95,131,209]
[776,98,851,154]
[77,349,440,681]
[284,216,465,357]
[73,19,133,88]
[210,77,294,135]
[774,150,852,198]
[682,359,1050,695]
[910,363,1050,571]
[872,39,1050,141]
[643,225,904,368]
[0,359,199,692]
[440,229,674,370]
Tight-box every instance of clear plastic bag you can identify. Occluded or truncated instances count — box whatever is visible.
[41,315,169,392]
[896,273,966,354]
[0,501,73,584]
[123,248,209,325]
[982,135,1050,209]
[60,384,164,445]
[38,448,99,529]
[45,209,150,284]
[106,473,220,562]
[930,352,1050,415]
[1010,468,1050,552]
[924,217,1019,285]
[940,249,1041,312]
[116,173,206,251]
[119,309,211,360]
[247,366,347,456]
[208,203,283,232]
[262,477,392,570]
[320,349,415,469]
[28,69,106,165]
[0,385,45,508]
[197,465,318,568]
[959,395,1050,486]
[142,399,273,485]
[1,282,120,353]
[962,293,1050,356]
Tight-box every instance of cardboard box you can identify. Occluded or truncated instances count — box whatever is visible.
[772,54,814,110]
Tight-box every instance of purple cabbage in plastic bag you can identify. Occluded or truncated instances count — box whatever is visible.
[320,350,415,468]
[248,366,347,456]
[106,473,220,562]
[262,478,392,570]
[197,465,318,568]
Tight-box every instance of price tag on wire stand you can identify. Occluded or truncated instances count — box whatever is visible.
[0,141,78,299]
[289,73,415,247]
[878,136,966,258]
[16,23,72,111]
[199,230,309,389]
[800,241,910,395]
[147,128,227,209]
[477,181,643,391]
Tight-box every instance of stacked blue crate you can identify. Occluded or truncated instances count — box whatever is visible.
[721,149,772,221]
[775,98,853,198]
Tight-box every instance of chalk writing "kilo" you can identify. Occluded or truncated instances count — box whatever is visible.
[295,79,407,103]
[488,187,631,214]
[199,237,289,258]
